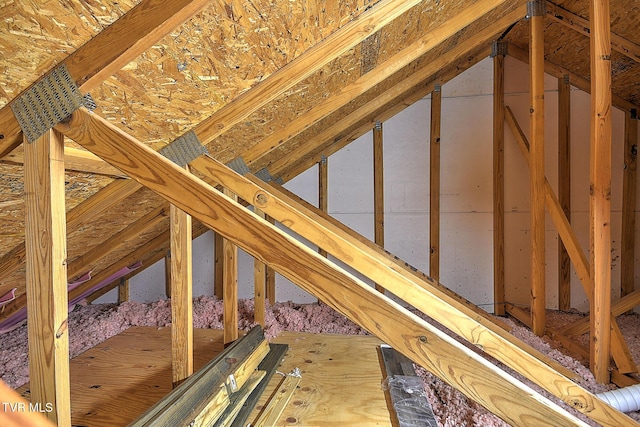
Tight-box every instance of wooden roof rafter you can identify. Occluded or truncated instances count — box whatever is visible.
[272,3,526,181]
[54,105,625,426]
[0,0,424,312]
[239,0,524,169]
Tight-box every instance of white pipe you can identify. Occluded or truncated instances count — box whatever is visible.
[597,383,640,413]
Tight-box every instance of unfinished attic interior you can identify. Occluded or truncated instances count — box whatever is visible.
[3,0,640,424]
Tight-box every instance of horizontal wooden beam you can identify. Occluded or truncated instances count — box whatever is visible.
[57,107,603,426]
[1,146,126,177]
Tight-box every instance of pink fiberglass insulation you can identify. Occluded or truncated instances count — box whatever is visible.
[1,296,639,426]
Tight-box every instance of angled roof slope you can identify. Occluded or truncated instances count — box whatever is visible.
[2,0,640,424]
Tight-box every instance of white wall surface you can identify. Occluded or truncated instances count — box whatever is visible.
[96,55,640,314]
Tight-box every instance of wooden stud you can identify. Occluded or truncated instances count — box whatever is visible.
[621,109,638,300]
[558,75,572,311]
[373,121,385,293]
[214,232,224,299]
[507,106,636,375]
[170,178,193,387]
[318,156,329,259]
[223,187,239,344]
[430,85,442,283]
[254,207,267,327]
[589,0,613,384]
[58,109,636,426]
[24,129,70,426]
[265,214,277,305]
[164,251,172,299]
[493,44,506,316]
[529,0,546,336]
[118,278,129,304]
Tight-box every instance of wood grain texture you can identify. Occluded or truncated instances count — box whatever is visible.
[558,75,572,312]
[193,0,424,148]
[589,0,613,384]
[223,187,239,344]
[621,110,638,299]
[373,122,384,293]
[57,108,621,426]
[250,333,391,427]
[24,129,70,426]
[429,87,441,282]
[529,10,546,336]
[170,200,193,386]
[493,50,506,316]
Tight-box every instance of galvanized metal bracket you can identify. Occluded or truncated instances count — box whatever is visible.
[490,40,508,58]
[11,64,85,143]
[255,167,283,185]
[526,0,546,18]
[226,156,251,175]
[159,130,208,167]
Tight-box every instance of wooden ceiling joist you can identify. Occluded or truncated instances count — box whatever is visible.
[1,146,126,177]
[55,106,615,426]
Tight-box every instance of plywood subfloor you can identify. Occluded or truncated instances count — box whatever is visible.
[251,332,392,426]
[19,327,392,426]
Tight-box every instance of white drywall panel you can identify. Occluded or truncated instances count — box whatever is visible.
[99,54,638,318]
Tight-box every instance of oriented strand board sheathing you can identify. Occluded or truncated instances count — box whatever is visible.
[0,0,138,107]
[92,0,374,149]
[212,0,472,166]
[255,1,525,175]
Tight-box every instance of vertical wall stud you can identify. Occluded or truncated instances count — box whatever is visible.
[430,85,442,282]
[558,75,572,311]
[492,41,507,316]
[373,121,385,293]
[170,180,193,387]
[319,156,329,259]
[589,0,612,383]
[223,188,239,344]
[621,109,638,301]
[529,0,546,336]
[254,207,267,326]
